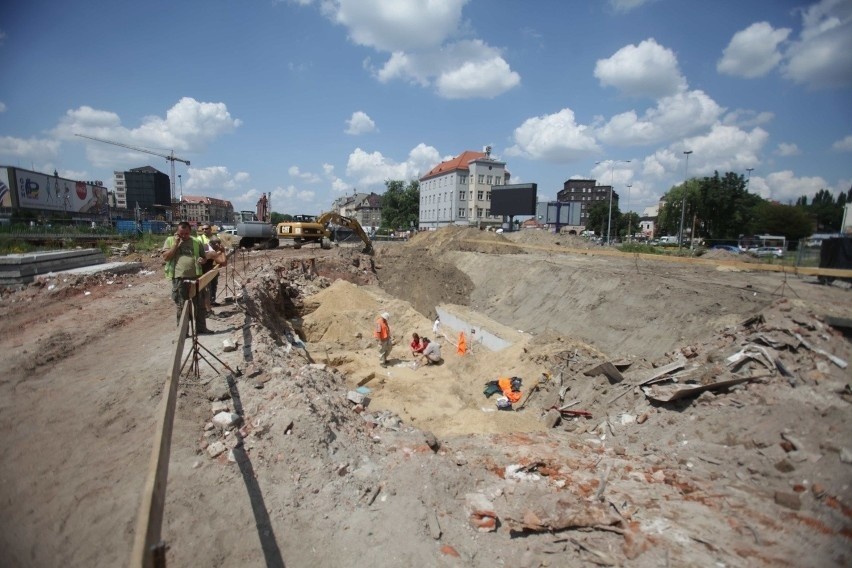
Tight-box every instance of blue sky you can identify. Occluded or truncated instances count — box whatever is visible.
[1,0,850,216]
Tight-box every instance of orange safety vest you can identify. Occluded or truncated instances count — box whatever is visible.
[374,317,389,340]
[457,331,467,355]
[498,377,522,403]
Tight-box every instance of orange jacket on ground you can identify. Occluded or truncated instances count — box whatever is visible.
[374,317,390,340]
[497,377,521,403]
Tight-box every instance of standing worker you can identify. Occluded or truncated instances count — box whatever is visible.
[162,221,211,334]
[375,311,392,367]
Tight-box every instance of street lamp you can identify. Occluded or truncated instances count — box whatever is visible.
[596,159,631,245]
[626,183,633,242]
[745,168,754,191]
[678,150,693,250]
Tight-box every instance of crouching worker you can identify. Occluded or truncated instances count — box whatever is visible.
[415,337,442,368]
[410,332,426,357]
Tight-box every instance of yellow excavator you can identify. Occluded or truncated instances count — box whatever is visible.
[276,212,373,254]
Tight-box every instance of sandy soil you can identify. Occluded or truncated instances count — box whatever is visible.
[0,229,850,567]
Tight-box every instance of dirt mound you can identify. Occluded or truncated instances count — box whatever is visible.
[406,225,523,255]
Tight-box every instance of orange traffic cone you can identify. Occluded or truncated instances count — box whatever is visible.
[457,331,467,355]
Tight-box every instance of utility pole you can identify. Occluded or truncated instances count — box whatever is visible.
[596,159,631,245]
[678,150,693,251]
[626,183,633,242]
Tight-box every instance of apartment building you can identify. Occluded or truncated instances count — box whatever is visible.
[418,147,509,229]
[556,178,619,228]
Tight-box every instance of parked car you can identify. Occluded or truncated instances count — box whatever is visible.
[710,245,741,254]
[751,246,784,258]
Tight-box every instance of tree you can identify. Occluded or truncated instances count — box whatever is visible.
[751,202,813,242]
[809,188,843,231]
[270,212,292,224]
[690,171,766,241]
[381,179,419,230]
[584,201,609,236]
[618,211,640,238]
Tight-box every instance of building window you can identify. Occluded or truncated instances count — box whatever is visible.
[487,175,492,184]
[478,175,484,184]
[459,208,465,217]
[460,191,465,200]
[477,207,483,218]
[486,209,491,217]
[486,191,491,200]
[477,191,483,200]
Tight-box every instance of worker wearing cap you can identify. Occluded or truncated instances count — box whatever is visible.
[375,312,392,367]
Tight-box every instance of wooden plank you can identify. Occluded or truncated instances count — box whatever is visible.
[185,268,219,300]
[130,302,190,568]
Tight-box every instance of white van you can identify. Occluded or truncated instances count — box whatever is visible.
[659,236,679,245]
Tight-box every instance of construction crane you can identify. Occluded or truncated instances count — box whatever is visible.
[74,134,190,203]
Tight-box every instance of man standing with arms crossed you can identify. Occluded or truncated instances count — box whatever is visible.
[375,312,392,367]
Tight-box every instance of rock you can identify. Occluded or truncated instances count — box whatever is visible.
[637,412,649,424]
[207,441,226,458]
[208,382,230,402]
[544,409,561,429]
[212,411,241,430]
[211,401,229,414]
[465,493,498,532]
[222,339,237,352]
[774,491,801,510]
[424,431,440,452]
[774,459,795,473]
[347,390,369,405]
[841,448,852,464]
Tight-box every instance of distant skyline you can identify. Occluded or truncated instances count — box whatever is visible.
[0,0,850,215]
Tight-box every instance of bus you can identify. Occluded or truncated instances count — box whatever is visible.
[739,234,786,251]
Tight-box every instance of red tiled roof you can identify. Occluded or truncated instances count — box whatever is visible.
[420,150,487,181]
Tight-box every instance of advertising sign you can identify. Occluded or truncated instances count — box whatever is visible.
[12,168,109,215]
[0,168,11,208]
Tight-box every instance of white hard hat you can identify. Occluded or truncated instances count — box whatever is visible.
[381,312,390,320]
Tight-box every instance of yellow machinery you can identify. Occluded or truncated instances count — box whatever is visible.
[276,212,373,254]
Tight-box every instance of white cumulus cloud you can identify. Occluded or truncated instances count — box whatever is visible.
[761,170,829,203]
[322,0,467,52]
[594,39,686,98]
[376,39,520,99]
[345,143,438,188]
[345,111,377,135]
[783,0,852,88]
[596,90,724,146]
[717,22,791,78]
[505,108,600,162]
[832,135,852,151]
[775,142,800,156]
[55,98,241,169]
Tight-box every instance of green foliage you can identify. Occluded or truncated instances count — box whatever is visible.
[618,243,660,254]
[381,179,419,230]
[617,211,640,237]
[585,200,610,236]
[751,201,814,240]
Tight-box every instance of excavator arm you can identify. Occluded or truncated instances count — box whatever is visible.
[317,212,374,255]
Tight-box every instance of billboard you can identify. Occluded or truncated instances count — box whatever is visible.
[2,167,109,215]
[491,183,537,216]
[0,168,11,208]
[536,201,581,225]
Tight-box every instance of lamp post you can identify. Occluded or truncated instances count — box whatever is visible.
[626,183,633,242]
[746,167,754,191]
[678,150,693,250]
[596,159,631,245]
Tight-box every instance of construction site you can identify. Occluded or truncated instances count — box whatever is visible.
[0,227,850,567]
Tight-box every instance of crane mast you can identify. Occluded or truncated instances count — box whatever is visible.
[74,134,190,205]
